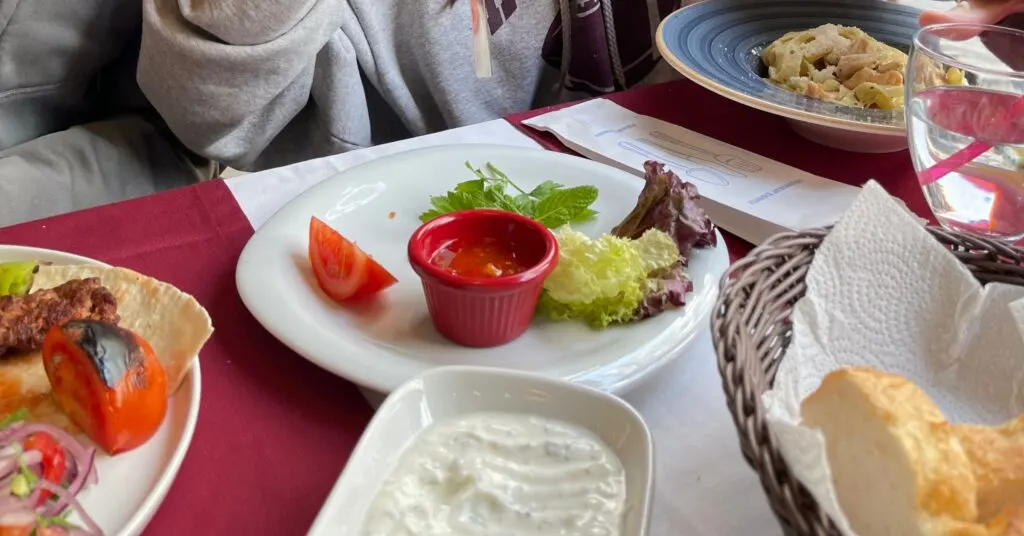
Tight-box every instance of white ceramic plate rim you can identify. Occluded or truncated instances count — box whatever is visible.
[0,245,201,536]
[235,144,728,396]
[306,365,654,536]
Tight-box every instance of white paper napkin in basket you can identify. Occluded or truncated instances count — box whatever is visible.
[763,181,1024,535]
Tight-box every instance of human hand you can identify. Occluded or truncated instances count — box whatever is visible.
[920,0,1024,27]
[919,2,1024,70]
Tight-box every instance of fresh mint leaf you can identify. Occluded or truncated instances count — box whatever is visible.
[453,178,486,194]
[528,180,563,199]
[453,191,491,212]
[571,208,599,223]
[418,208,445,222]
[535,208,574,229]
[534,186,600,228]
[427,195,457,214]
[512,193,537,215]
[480,181,506,199]
[420,162,599,228]
[419,189,486,222]
[484,189,519,213]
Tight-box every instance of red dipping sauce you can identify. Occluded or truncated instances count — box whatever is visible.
[407,209,559,348]
[429,237,527,278]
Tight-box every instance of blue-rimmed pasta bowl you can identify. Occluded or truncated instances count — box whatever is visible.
[657,0,923,153]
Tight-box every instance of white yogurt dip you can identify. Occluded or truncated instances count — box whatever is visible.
[361,411,628,535]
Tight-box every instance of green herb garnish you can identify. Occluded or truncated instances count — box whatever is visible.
[419,162,599,229]
[0,408,28,429]
[37,510,75,529]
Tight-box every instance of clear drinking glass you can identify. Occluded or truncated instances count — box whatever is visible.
[906,23,1024,241]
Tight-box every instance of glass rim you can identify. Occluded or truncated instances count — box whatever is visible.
[913,22,1024,80]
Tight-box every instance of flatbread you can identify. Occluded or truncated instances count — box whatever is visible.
[0,351,78,432]
[32,265,213,393]
[0,265,213,430]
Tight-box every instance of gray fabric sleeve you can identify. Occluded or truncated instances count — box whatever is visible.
[137,0,347,170]
[0,117,202,227]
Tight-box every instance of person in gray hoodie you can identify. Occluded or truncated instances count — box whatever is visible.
[0,0,683,227]
[0,0,1020,227]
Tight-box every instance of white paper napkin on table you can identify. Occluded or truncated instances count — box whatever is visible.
[523,99,862,245]
[763,181,1024,535]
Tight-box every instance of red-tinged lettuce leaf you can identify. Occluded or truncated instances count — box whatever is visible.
[611,161,717,262]
[634,261,693,321]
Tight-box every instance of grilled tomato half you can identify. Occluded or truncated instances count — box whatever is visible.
[42,320,168,455]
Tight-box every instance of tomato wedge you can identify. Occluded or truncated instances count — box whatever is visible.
[0,524,32,536]
[22,432,66,506]
[308,216,398,302]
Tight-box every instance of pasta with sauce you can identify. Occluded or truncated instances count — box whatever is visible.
[761,24,961,111]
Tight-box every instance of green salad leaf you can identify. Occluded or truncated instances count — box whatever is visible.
[419,162,598,228]
[538,227,681,328]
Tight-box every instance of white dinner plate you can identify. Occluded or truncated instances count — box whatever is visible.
[236,144,729,395]
[307,366,653,536]
[0,245,201,536]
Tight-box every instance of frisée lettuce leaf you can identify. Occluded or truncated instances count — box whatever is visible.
[538,227,683,328]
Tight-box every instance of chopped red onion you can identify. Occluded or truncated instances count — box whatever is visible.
[35,479,102,535]
[0,421,103,535]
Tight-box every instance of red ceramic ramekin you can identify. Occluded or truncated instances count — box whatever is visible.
[408,209,559,348]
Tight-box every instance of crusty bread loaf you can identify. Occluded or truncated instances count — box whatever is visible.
[801,367,980,536]
[954,417,1024,522]
[985,508,1024,536]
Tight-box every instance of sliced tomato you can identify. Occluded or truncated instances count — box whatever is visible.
[22,432,66,506]
[308,217,398,302]
[0,524,32,536]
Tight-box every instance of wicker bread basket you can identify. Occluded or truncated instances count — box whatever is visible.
[711,226,1024,535]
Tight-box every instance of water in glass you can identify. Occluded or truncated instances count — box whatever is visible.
[908,86,1024,240]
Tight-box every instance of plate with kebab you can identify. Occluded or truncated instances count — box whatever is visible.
[0,247,213,536]
[237,144,730,395]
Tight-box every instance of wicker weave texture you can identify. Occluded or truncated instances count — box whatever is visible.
[711,226,1024,535]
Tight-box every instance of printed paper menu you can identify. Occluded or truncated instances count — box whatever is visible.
[524,99,862,245]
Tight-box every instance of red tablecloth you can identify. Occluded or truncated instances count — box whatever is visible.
[506,79,931,260]
[0,182,374,535]
[0,78,927,534]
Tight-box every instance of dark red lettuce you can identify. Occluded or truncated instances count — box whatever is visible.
[611,161,717,264]
[633,261,694,321]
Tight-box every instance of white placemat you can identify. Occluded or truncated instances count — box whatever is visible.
[226,118,778,534]
[626,331,779,535]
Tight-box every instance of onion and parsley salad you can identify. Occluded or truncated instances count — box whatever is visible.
[0,409,100,536]
[421,161,717,328]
